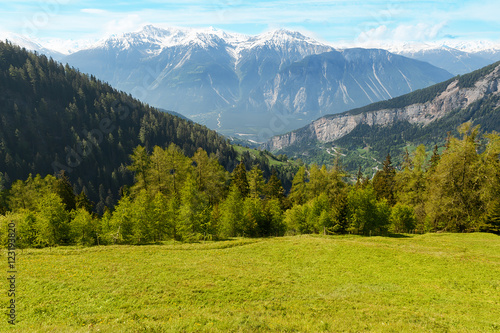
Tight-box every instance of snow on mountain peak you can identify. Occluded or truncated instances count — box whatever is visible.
[88,25,334,62]
[94,25,250,54]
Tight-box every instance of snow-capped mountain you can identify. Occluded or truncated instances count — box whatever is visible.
[447,41,500,63]
[395,46,491,75]
[360,41,500,75]
[0,31,64,60]
[61,25,456,139]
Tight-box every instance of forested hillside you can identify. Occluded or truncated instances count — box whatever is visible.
[0,41,296,213]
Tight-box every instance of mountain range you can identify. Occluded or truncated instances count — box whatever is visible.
[60,26,457,139]
[3,26,500,142]
[263,61,500,173]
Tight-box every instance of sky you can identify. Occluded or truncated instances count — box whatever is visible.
[0,0,499,52]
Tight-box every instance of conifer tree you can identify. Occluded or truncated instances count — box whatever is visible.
[192,148,228,205]
[266,169,285,201]
[289,166,307,205]
[54,170,76,211]
[248,166,266,199]
[394,145,427,229]
[355,166,364,188]
[70,208,97,246]
[483,200,500,234]
[429,144,441,172]
[219,184,244,238]
[128,146,150,192]
[75,190,94,213]
[179,174,208,241]
[231,162,249,198]
[151,192,170,241]
[131,190,154,244]
[373,154,396,206]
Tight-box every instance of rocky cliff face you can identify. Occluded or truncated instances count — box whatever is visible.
[264,63,500,151]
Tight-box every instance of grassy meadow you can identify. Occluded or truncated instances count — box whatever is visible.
[1,233,500,332]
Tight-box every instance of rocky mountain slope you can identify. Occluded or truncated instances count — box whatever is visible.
[264,61,500,157]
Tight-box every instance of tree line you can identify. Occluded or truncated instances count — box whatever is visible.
[1,122,499,247]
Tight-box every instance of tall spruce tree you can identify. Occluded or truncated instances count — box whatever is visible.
[373,154,396,206]
[231,162,249,198]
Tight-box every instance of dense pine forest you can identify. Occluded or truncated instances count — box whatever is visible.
[1,122,499,247]
[0,41,296,213]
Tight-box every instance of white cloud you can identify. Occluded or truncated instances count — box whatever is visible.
[357,22,447,44]
[81,8,108,15]
[103,14,145,36]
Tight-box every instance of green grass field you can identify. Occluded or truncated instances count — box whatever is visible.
[2,233,500,332]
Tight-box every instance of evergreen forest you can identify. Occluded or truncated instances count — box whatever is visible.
[1,122,499,247]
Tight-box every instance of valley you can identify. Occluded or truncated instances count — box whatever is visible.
[1,3,500,331]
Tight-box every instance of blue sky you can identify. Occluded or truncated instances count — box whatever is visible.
[0,0,499,46]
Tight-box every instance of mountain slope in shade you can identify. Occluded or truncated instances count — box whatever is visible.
[63,25,453,139]
[237,48,452,119]
[0,41,237,213]
[263,61,500,170]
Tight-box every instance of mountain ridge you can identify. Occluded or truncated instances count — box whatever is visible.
[263,61,500,164]
[62,26,453,139]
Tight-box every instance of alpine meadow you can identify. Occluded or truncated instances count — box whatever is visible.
[1,1,500,332]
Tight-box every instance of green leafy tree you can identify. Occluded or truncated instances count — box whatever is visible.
[347,186,389,235]
[482,200,500,234]
[390,203,416,233]
[307,165,329,200]
[130,189,154,244]
[242,196,262,237]
[264,198,286,236]
[108,196,134,244]
[128,145,151,192]
[70,208,98,246]
[266,169,285,201]
[150,192,171,241]
[192,148,228,205]
[284,204,309,235]
[306,193,331,234]
[219,185,244,238]
[478,132,500,233]
[425,123,483,232]
[0,211,38,248]
[395,145,427,228]
[36,192,71,246]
